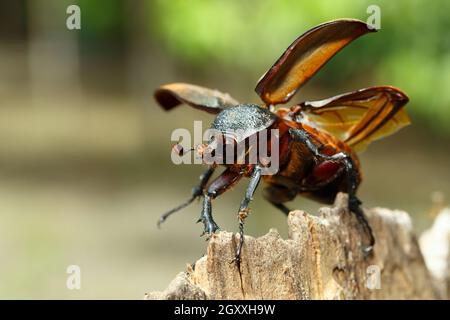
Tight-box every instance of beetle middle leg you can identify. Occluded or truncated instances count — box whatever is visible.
[269,202,291,215]
[289,128,375,253]
[231,166,262,265]
[263,184,295,216]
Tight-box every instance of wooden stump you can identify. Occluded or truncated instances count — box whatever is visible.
[146,193,446,300]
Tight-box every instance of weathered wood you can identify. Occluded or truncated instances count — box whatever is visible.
[146,193,440,300]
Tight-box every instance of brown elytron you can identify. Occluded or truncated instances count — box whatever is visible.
[154,19,410,264]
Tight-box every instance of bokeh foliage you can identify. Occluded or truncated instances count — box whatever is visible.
[1,0,449,299]
[149,0,450,132]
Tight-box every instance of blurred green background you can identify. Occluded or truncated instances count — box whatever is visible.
[0,0,449,299]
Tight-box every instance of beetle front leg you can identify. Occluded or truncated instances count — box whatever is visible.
[233,166,262,265]
[157,166,215,228]
[198,194,219,236]
[289,128,375,253]
[197,168,242,238]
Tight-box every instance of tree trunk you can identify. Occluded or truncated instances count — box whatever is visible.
[146,193,447,300]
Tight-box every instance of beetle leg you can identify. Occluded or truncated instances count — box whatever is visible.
[232,166,262,266]
[193,166,216,197]
[289,128,375,253]
[263,185,295,216]
[199,194,219,237]
[157,166,215,228]
[330,152,375,254]
[198,168,243,239]
[288,128,323,157]
[269,201,291,215]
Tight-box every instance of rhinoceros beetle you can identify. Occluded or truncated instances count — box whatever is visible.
[154,19,410,264]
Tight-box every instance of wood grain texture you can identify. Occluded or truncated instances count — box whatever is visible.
[147,193,441,300]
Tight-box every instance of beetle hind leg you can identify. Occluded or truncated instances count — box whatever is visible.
[289,128,375,254]
[348,190,375,255]
[331,153,375,254]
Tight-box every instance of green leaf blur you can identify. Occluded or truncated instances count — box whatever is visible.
[150,0,450,132]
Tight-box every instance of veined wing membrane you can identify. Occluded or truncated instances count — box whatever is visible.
[297,86,410,152]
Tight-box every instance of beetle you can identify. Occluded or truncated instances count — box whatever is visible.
[154,19,410,264]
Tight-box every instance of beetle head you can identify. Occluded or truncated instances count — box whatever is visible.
[195,104,276,166]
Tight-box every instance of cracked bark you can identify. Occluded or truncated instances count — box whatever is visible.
[146,193,447,300]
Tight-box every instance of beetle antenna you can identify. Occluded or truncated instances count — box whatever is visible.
[172,143,195,156]
[157,195,197,228]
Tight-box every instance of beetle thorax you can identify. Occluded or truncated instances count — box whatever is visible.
[210,104,276,143]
